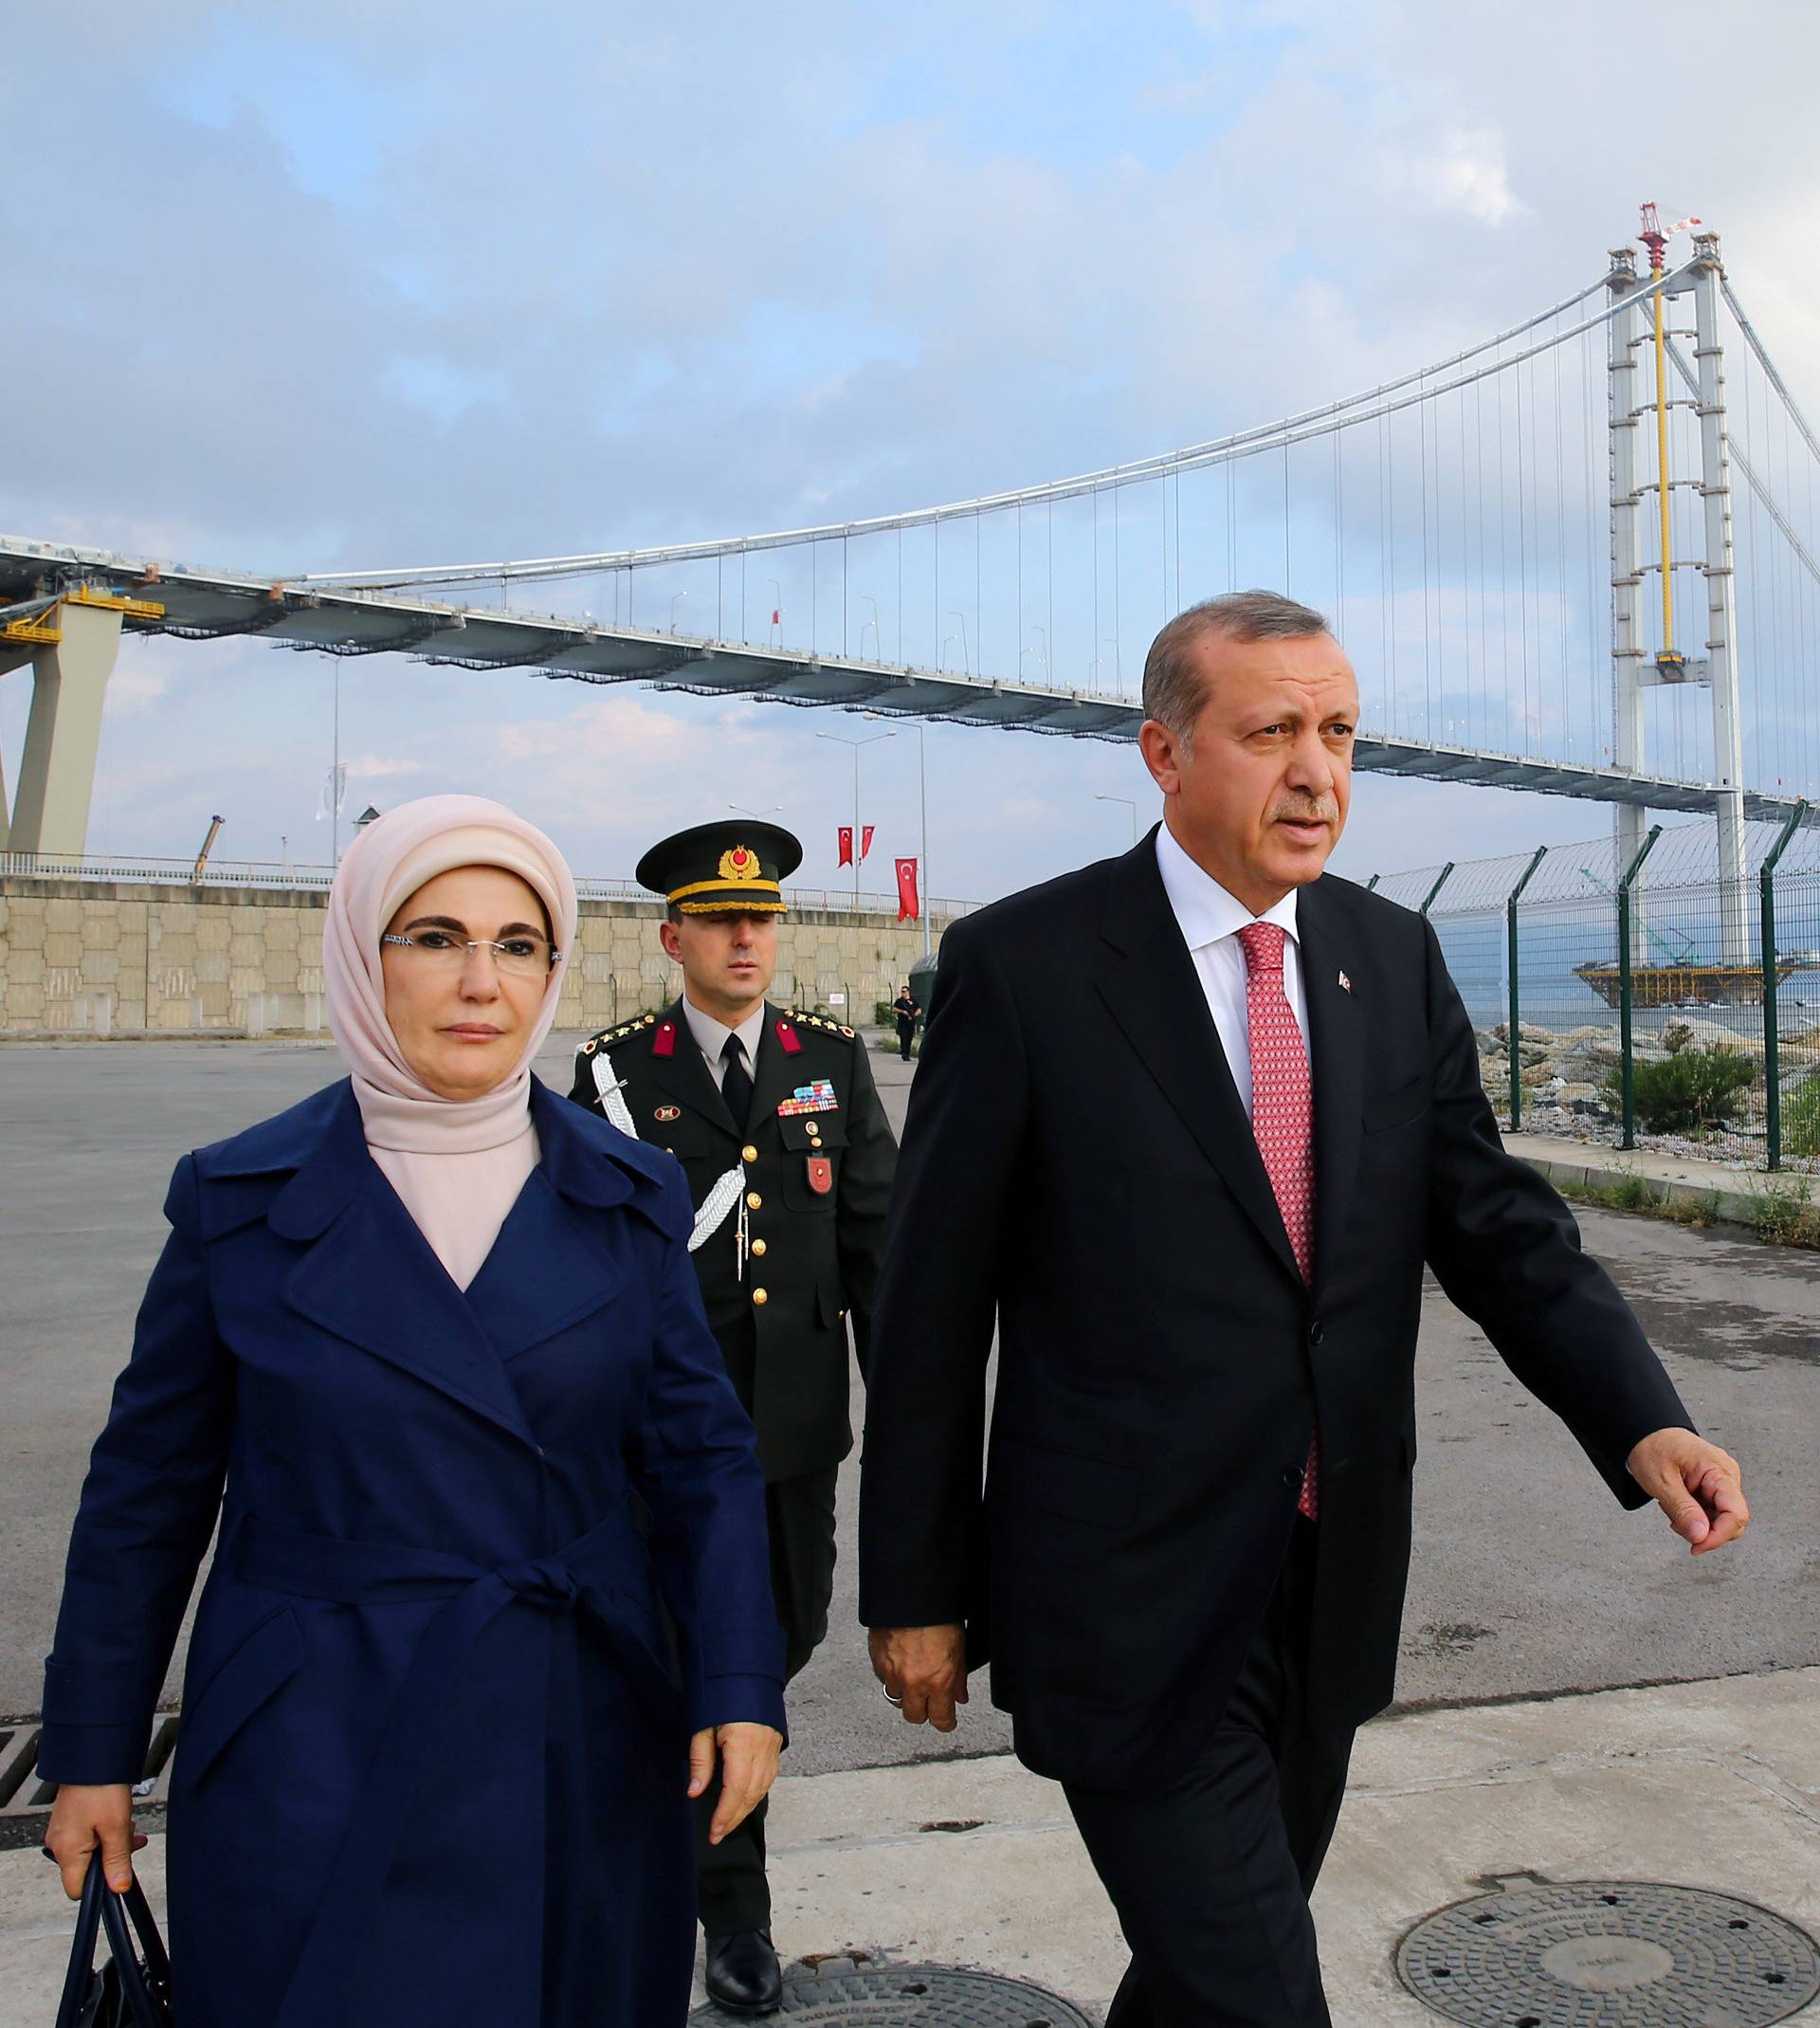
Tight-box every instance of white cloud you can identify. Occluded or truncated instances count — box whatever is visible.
[106,663,170,716]
[8,0,1820,896]
[1387,130,1527,227]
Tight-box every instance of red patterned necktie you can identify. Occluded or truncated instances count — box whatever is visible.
[1236,922,1320,1521]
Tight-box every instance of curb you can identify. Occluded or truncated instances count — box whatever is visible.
[1511,1145,1811,1233]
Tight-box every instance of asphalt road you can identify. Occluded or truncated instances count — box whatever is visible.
[4,1039,1816,1780]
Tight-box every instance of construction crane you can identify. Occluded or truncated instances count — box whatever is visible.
[192,814,225,884]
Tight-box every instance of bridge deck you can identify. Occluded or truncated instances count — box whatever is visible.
[2,537,1804,823]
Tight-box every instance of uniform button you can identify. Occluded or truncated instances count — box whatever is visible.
[746,1191,763,1210]
[751,1238,768,1257]
[1308,1320,1324,1346]
[742,1144,759,1162]
[752,1288,769,1306]
[1282,1464,1304,1488]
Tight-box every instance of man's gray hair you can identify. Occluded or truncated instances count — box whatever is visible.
[1140,590,1332,745]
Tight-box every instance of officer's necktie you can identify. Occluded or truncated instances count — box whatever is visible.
[720,1033,754,1132]
[1236,922,1320,1521]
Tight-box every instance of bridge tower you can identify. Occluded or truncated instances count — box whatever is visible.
[1607,223,1751,964]
[1688,230,1750,964]
[1607,243,1648,951]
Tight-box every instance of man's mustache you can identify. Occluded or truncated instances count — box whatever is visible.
[1270,801,1338,825]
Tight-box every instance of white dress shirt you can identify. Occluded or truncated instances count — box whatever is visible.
[680,995,768,1093]
[1155,823,1309,1123]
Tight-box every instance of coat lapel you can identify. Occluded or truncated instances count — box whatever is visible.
[463,1083,651,1359]
[1297,879,1364,1297]
[645,997,741,1140]
[268,1090,537,1447]
[1094,835,1302,1288]
[748,1002,803,1133]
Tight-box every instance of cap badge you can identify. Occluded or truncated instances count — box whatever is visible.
[719,845,760,882]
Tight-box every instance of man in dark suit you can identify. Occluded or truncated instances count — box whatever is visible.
[857,592,1750,2026]
[571,821,896,2016]
[891,982,921,1061]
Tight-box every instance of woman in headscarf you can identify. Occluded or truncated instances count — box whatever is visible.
[40,795,786,2028]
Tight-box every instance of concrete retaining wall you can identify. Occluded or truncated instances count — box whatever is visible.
[0,878,949,1036]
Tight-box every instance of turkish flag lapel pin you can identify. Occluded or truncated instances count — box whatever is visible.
[1338,970,1353,995]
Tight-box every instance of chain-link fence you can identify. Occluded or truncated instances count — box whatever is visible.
[1369,809,1820,1172]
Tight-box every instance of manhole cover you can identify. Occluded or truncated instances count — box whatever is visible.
[1396,1877,1820,2025]
[691,1961,1092,2024]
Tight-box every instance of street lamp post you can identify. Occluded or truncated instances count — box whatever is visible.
[948,610,971,676]
[728,802,783,820]
[916,721,930,958]
[860,594,881,662]
[866,711,932,959]
[815,728,895,908]
[669,590,689,635]
[1095,792,1140,845]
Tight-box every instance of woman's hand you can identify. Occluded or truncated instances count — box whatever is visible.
[686,1723,784,1845]
[45,1783,146,1901]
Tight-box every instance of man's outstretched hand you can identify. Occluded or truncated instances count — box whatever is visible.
[1627,1427,1750,1554]
[869,1623,968,1731]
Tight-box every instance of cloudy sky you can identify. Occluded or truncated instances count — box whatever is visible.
[6,0,1817,901]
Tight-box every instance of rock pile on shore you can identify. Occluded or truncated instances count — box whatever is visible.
[1473,1017,1820,1172]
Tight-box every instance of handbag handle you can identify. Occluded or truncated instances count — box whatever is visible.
[99,1874,172,2025]
[52,1855,107,2028]
[54,1855,173,2028]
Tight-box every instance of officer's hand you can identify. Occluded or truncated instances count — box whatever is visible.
[689,1723,784,1844]
[1627,1427,1750,1555]
[869,1623,968,1732]
[45,1783,146,1901]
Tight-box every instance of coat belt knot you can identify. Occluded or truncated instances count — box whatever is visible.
[498,1556,582,1606]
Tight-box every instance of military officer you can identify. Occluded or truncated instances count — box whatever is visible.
[570,820,896,2017]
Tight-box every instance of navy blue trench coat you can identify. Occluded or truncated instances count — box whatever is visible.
[40,1075,788,2028]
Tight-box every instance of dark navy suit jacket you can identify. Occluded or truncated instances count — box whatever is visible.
[859,836,1690,1790]
[42,1075,786,2028]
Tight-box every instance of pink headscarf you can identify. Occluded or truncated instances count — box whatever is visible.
[322,794,579,1288]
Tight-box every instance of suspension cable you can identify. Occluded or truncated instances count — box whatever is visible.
[300,275,1648,591]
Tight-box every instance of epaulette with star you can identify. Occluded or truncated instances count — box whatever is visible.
[576,1012,660,1057]
[787,1008,858,1039]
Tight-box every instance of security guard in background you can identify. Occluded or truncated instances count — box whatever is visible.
[570,821,896,2017]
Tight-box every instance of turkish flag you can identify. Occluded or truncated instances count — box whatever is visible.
[861,824,876,863]
[896,857,920,922]
[837,826,854,867]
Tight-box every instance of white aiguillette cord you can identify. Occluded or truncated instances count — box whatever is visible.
[592,1051,745,1260]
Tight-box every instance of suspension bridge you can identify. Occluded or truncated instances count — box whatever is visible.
[3,221,1817,956]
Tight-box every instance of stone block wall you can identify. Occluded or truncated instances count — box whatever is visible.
[0,877,953,1036]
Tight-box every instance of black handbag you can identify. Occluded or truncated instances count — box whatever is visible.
[54,1856,173,2028]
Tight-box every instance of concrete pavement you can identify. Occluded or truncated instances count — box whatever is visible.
[7,1040,1817,1733]
[4,1666,1814,2023]
[4,1037,1817,2020]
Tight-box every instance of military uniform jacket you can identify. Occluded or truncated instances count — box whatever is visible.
[572,1000,896,1482]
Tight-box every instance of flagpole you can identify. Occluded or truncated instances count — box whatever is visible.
[815,728,895,911]
[331,664,342,869]
[918,722,931,959]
